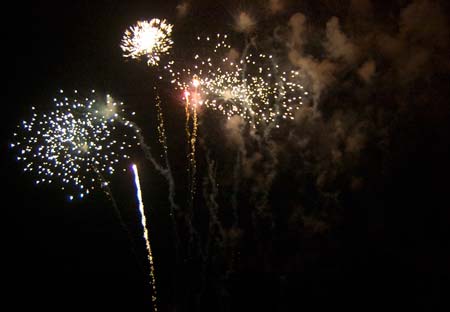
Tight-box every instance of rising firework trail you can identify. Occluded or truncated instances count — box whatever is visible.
[183,86,198,208]
[131,164,158,312]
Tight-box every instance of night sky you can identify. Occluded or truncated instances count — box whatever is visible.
[3,1,449,311]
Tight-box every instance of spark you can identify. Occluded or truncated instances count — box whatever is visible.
[131,164,158,311]
[121,19,173,66]
[11,90,139,200]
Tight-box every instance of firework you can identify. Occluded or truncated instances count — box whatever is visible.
[183,89,198,206]
[11,90,139,200]
[164,34,308,127]
[121,19,173,66]
[131,164,158,311]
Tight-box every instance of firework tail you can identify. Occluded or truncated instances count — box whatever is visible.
[190,101,198,204]
[154,91,180,251]
[132,164,158,311]
[184,90,198,208]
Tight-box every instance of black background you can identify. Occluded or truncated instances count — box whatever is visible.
[3,1,449,311]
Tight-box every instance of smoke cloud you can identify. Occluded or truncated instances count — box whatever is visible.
[176,2,190,18]
[234,11,257,33]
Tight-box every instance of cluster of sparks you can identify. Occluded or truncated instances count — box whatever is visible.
[11,90,139,200]
[121,19,173,66]
[164,34,308,127]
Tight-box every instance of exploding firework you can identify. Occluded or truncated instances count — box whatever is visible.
[121,19,173,66]
[11,90,139,200]
[164,34,308,127]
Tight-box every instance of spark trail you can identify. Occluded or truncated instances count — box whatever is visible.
[132,164,158,311]
[183,89,198,208]
[154,90,180,254]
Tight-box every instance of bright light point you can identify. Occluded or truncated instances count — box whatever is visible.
[192,78,200,88]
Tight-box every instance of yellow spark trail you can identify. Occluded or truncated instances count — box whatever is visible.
[132,164,158,311]
[183,90,198,206]
[190,101,198,203]
[155,93,168,154]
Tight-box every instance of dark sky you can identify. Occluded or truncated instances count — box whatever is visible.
[3,1,450,311]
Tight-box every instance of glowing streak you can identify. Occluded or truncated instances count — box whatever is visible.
[132,164,158,311]
[190,102,198,202]
[184,90,191,150]
[154,91,181,259]
[183,89,198,205]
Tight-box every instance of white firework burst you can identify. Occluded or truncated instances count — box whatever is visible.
[121,19,173,66]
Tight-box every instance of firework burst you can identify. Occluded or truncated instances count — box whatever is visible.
[164,34,308,127]
[121,19,173,66]
[11,90,139,200]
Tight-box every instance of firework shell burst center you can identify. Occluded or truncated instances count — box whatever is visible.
[121,19,174,66]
